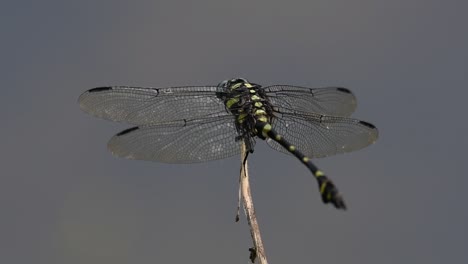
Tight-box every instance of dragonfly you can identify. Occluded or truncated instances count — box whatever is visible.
[78,78,378,209]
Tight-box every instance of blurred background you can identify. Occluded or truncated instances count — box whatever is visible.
[1,0,467,263]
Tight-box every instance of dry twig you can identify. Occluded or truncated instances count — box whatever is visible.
[238,142,268,264]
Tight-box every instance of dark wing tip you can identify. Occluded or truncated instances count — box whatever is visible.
[78,87,113,109]
[116,126,139,136]
[88,87,113,93]
[336,87,353,94]
[359,121,376,129]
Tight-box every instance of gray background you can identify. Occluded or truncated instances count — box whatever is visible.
[2,0,467,263]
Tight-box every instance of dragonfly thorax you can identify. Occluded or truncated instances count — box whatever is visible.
[217,78,274,146]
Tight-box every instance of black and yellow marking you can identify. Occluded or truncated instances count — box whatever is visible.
[251,95,261,101]
[315,170,324,177]
[255,109,266,116]
[221,78,347,209]
[230,82,243,89]
[226,97,240,109]
[255,121,347,210]
[237,112,248,123]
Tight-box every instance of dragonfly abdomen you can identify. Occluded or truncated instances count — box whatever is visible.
[255,121,347,209]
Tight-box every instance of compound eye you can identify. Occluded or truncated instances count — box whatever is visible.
[218,78,249,88]
[231,78,248,84]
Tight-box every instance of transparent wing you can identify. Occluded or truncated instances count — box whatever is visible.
[108,116,242,163]
[78,86,228,125]
[263,85,357,117]
[266,111,378,158]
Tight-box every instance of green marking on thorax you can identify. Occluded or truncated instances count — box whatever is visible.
[231,83,242,89]
[227,80,272,133]
[226,97,239,109]
[237,112,248,123]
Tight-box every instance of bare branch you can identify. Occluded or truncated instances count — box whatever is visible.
[240,142,268,264]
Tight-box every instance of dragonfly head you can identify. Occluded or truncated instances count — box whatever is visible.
[218,78,251,90]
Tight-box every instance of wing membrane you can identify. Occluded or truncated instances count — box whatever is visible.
[266,111,378,158]
[108,115,241,163]
[263,85,357,117]
[78,86,227,125]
